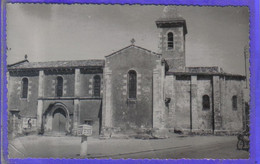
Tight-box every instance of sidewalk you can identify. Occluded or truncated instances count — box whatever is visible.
[8,134,248,159]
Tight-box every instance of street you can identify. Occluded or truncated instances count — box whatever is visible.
[8,134,249,159]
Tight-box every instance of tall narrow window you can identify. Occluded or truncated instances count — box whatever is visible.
[93,75,101,97]
[128,70,137,99]
[232,96,238,110]
[202,95,210,110]
[167,32,174,50]
[21,78,28,98]
[56,76,63,97]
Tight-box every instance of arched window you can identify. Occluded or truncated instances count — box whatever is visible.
[128,70,137,99]
[56,76,63,97]
[21,78,28,98]
[93,75,101,97]
[232,96,238,110]
[202,95,210,110]
[167,32,174,50]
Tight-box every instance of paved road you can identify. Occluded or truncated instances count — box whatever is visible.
[8,135,249,159]
[101,138,248,159]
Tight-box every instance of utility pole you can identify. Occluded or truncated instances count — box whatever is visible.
[244,44,249,89]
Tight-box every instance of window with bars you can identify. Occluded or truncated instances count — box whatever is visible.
[93,75,101,97]
[21,78,28,98]
[167,32,174,50]
[128,70,137,99]
[202,95,210,110]
[232,96,238,110]
[56,76,63,97]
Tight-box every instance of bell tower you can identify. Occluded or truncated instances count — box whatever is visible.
[156,6,188,72]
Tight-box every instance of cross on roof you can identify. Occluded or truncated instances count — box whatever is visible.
[131,38,135,45]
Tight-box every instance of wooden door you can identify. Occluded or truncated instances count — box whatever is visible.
[52,108,66,133]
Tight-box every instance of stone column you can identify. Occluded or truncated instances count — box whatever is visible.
[73,99,80,135]
[73,68,81,135]
[12,114,16,138]
[38,70,44,98]
[172,75,177,129]
[241,88,245,130]
[191,76,199,132]
[152,59,168,138]
[220,76,226,131]
[37,100,43,132]
[240,80,246,130]
[213,76,222,133]
[101,67,112,136]
[152,67,165,129]
[164,75,175,130]
[75,68,81,97]
[37,70,44,132]
[153,69,160,129]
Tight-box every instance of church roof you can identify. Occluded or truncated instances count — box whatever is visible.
[156,17,186,22]
[8,59,105,70]
[105,44,161,58]
[167,66,245,78]
[157,6,185,22]
[156,6,187,34]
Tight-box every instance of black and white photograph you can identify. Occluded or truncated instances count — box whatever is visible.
[6,4,250,159]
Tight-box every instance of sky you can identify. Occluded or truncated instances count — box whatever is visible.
[6,4,249,74]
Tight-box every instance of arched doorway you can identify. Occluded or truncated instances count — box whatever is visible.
[52,108,66,133]
[43,102,70,135]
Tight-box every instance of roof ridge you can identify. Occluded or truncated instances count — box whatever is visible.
[7,59,28,67]
[27,59,105,63]
[166,71,245,77]
[105,45,132,57]
[8,59,105,70]
[134,45,161,55]
[156,17,186,21]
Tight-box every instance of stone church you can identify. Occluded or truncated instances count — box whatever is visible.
[7,7,247,138]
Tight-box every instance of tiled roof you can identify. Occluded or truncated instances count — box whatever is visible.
[170,72,245,78]
[167,66,245,78]
[156,17,186,22]
[186,66,220,73]
[155,17,188,35]
[156,7,187,34]
[8,59,105,70]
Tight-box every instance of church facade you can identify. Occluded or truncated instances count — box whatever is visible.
[7,8,247,138]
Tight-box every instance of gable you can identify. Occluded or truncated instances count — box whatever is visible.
[105,45,163,72]
[105,45,161,59]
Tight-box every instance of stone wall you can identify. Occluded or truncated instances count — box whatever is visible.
[80,100,102,136]
[8,74,39,118]
[79,73,103,97]
[165,74,245,134]
[42,100,74,115]
[158,27,185,71]
[174,75,191,131]
[8,68,104,136]
[41,100,73,133]
[152,59,166,131]
[164,75,175,130]
[44,73,75,97]
[196,76,213,133]
[220,77,244,133]
[103,46,162,134]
